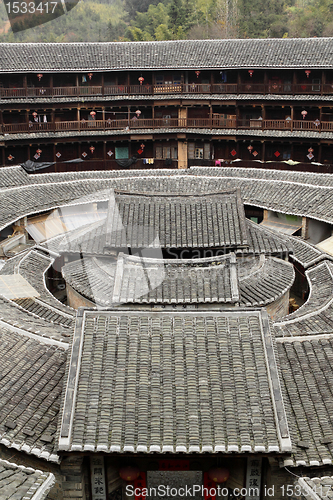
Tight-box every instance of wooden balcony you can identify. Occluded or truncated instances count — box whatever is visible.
[1,82,333,99]
[2,118,333,135]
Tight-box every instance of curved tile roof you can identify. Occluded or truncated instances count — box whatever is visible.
[58,309,290,454]
[0,326,66,463]
[274,261,333,337]
[0,459,55,500]
[1,39,333,73]
[277,335,333,467]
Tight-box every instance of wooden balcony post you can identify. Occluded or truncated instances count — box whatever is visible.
[76,74,79,96]
[50,75,53,96]
[292,71,297,95]
[321,71,325,95]
[318,143,322,163]
[261,105,266,130]
[101,73,104,97]
[264,70,268,95]
[23,75,27,97]
[261,141,265,162]
[52,109,55,132]
[290,106,294,132]
[103,141,106,169]
[1,147,5,167]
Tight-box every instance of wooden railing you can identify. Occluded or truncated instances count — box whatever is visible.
[2,118,333,135]
[2,82,333,99]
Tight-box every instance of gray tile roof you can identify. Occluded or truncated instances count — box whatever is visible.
[103,189,248,250]
[288,237,333,269]
[62,253,240,306]
[277,335,333,467]
[299,476,333,498]
[0,459,55,500]
[274,261,333,337]
[238,255,294,307]
[2,168,333,233]
[58,308,291,455]
[0,325,66,463]
[1,39,333,73]
[0,248,75,342]
[61,252,293,307]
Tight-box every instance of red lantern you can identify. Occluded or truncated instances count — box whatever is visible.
[248,69,254,77]
[308,147,314,153]
[208,467,229,483]
[89,146,95,153]
[119,466,140,482]
[305,70,311,78]
[301,110,308,119]
[36,149,42,154]
[88,73,93,80]
[32,111,38,117]
[135,110,141,117]
[138,76,144,85]
[247,145,253,152]
[37,73,43,81]
[195,71,200,78]
[90,111,96,118]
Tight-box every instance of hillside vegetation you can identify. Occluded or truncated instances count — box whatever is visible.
[0,0,333,42]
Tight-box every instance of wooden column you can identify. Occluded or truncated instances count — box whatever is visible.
[127,105,130,125]
[292,71,297,94]
[1,147,5,167]
[264,70,268,94]
[261,141,265,162]
[262,105,266,130]
[318,143,322,163]
[50,74,53,95]
[51,109,55,132]
[103,141,106,169]
[321,70,325,95]
[290,105,294,132]
[101,73,104,96]
[23,75,27,97]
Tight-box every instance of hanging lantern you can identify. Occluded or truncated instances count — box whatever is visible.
[135,110,141,117]
[37,73,43,81]
[36,149,42,154]
[308,147,314,153]
[248,69,254,77]
[305,70,311,78]
[88,73,93,80]
[301,110,308,119]
[138,76,144,85]
[195,71,201,78]
[89,146,95,153]
[81,152,87,158]
[247,145,253,152]
[90,111,96,117]
[32,111,38,118]
[208,467,230,483]
[7,155,14,161]
[55,152,61,158]
[140,143,145,149]
[119,466,140,482]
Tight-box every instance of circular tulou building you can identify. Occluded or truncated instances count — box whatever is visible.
[0,39,332,500]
